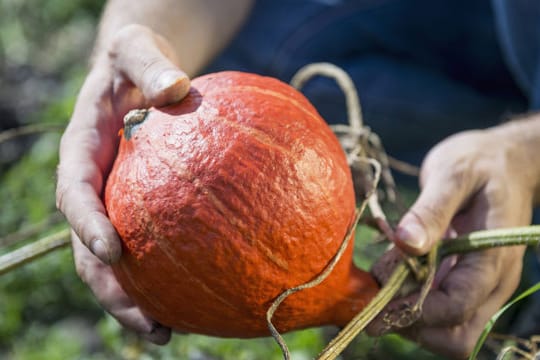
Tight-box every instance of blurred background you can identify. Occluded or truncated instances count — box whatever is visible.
[0,0,518,359]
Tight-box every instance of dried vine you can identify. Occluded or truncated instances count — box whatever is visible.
[0,123,64,144]
[0,227,70,275]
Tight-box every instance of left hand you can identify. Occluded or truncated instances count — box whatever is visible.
[367,127,536,359]
[56,25,190,344]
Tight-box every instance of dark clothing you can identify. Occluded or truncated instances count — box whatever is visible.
[207,0,537,162]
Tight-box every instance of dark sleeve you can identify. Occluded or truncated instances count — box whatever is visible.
[492,0,540,109]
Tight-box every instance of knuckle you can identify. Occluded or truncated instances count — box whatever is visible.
[450,330,477,359]
[73,248,93,285]
[483,181,510,206]
[443,284,479,325]
[419,327,477,360]
[446,298,474,325]
[445,161,470,190]
[55,173,71,213]
[73,210,103,247]
[412,202,448,236]
[109,24,150,58]
[75,261,90,284]
[141,56,166,83]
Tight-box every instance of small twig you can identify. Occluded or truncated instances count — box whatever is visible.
[0,212,65,248]
[490,332,536,351]
[0,227,71,275]
[0,123,65,144]
[387,155,420,177]
[496,346,533,360]
[352,158,387,226]
[489,332,540,359]
[529,335,540,354]
[406,246,437,325]
[364,132,397,202]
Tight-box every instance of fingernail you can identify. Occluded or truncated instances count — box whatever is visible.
[396,222,427,251]
[158,70,188,91]
[90,239,111,264]
[152,70,190,106]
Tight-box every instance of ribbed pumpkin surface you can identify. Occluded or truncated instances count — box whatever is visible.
[104,71,378,338]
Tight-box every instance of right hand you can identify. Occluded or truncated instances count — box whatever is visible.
[56,24,190,344]
[367,128,535,358]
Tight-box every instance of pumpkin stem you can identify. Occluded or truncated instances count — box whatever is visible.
[123,109,149,140]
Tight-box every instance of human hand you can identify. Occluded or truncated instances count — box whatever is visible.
[367,127,536,359]
[56,24,190,344]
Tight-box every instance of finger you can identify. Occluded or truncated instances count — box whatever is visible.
[57,129,121,263]
[56,156,122,266]
[432,254,457,288]
[109,24,190,106]
[72,233,171,345]
[140,324,172,345]
[72,233,152,332]
[416,249,507,327]
[453,181,532,233]
[395,160,482,255]
[409,276,522,360]
[369,246,522,338]
[56,67,125,263]
[112,75,148,117]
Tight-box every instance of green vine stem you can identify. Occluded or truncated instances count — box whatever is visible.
[438,225,540,258]
[316,225,540,360]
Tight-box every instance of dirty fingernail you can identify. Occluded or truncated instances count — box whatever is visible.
[142,323,171,345]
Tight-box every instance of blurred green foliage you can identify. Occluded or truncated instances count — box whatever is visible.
[0,0,101,71]
[0,0,448,358]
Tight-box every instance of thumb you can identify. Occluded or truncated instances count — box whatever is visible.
[109,24,191,106]
[395,172,476,255]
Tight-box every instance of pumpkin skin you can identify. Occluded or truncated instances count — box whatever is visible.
[104,71,379,338]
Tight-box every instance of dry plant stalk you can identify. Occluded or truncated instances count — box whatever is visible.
[0,212,65,248]
[0,123,64,144]
[0,227,70,275]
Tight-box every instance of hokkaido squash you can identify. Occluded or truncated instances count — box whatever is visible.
[104,71,379,338]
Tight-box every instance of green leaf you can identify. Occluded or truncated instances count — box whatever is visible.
[468,281,540,360]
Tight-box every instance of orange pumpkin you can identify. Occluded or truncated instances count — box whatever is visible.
[104,71,379,338]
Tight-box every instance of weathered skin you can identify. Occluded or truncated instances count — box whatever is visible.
[105,71,379,338]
